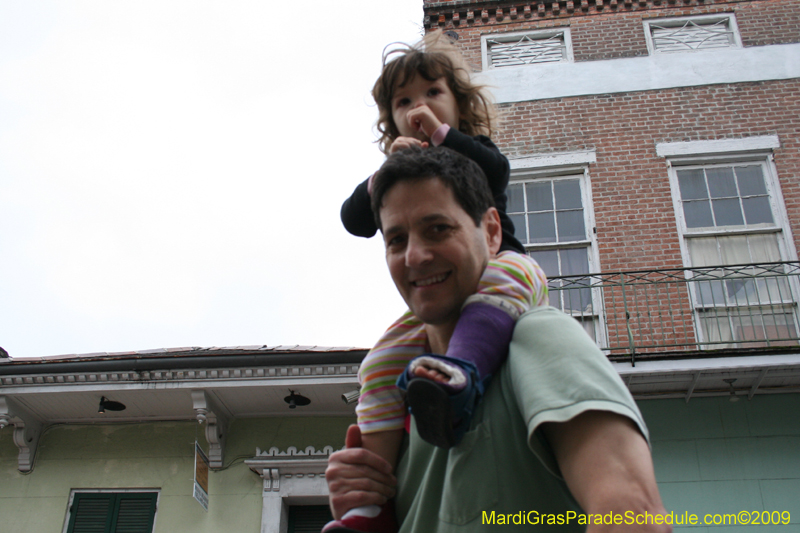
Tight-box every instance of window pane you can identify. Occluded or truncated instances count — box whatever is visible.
[736,165,767,196]
[559,248,590,313]
[706,167,737,198]
[718,234,751,264]
[507,183,524,213]
[742,197,774,225]
[747,233,780,262]
[528,249,559,277]
[509,213,527,243]
[529,249,560,307]
[556,210,586,242]
[526,181,553,212]
[528,212,556,243]
[678,169,708,200]
[687,236,720,267]
[683,199,714,228]
[560,247,590,276]
[554,179,582,209]
[712,198,744,226]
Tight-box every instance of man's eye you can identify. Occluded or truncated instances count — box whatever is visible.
[387,235,406,247]
[430,224,451,236]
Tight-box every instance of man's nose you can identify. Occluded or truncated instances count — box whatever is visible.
[405,236,433,267]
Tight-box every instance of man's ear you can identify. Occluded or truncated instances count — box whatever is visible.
[482,207,503,256]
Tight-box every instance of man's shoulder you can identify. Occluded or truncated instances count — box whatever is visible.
[513,306,594,345]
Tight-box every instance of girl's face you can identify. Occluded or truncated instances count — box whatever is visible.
[391,75,460,142]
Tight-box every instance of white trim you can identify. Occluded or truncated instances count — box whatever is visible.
[481,27,574,71]
[246,450,333,533]
[656,136,780,158]
[509,150,596,171]
[474,43,800,103]
[612,353,800,374]
[643,13,742,55]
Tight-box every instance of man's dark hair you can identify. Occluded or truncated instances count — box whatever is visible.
[371,146,495,230]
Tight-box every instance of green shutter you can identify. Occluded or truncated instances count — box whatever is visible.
[111,493,158,533]
[67,492,157,533]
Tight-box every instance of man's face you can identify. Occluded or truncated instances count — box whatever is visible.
[379,177,500,329]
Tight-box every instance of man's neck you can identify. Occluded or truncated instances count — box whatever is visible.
[425,322,457,355]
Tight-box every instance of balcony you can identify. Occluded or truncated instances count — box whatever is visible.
[548,261,800,365]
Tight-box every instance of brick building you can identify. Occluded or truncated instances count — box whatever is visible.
[422,0,800,520]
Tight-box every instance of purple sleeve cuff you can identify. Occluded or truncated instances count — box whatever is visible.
[431,124,451,146]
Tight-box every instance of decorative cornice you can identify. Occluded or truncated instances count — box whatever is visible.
[245,446,341,491]
[0,364,360,388]
[424,0,753,27]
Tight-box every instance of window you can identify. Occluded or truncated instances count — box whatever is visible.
[65,491,158,533]
[644,14,741,54]
[663,137,800,348]
[481,28,573,70]
[288,505,334,533]
[507,152,600,341]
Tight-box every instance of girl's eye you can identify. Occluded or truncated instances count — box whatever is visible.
[395,97,410,108]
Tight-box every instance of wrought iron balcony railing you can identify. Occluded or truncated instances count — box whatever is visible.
[547,262,800,365]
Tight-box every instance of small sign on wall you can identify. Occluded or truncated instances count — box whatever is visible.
[194,441,209,511]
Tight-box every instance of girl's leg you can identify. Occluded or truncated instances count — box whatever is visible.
[446,250,548,379]
[324,312,426,533]
[401,251,547,448]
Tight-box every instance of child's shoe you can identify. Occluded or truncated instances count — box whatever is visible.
[321,503,398,533]
[396,355,484,449]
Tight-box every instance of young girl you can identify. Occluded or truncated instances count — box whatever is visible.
[326,31,548,533]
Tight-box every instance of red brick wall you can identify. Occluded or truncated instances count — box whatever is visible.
[428,0,800,67]
[492,80,800,272]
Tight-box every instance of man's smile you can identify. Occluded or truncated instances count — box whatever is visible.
[411,272,451,287]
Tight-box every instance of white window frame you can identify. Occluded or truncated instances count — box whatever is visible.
[245,446,334,533]
[661,136,800,347]
[481,27,574,71]
[509,151,605,347]
[643,13,742,55]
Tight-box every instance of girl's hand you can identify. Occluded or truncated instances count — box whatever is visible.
[406,105,443,139]
[389,136,430,154]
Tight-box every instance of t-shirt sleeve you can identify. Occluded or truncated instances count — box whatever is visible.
[507,306,649,477]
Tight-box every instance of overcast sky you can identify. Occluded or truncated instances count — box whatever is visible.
[0,1,425,358]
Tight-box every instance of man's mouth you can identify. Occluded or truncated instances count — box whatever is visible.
[412,272,449,287]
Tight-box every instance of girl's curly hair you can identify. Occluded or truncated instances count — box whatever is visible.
[372,30,497,155]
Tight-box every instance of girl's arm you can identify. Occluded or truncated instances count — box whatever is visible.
[439,128,510,195]
[341,177,378,238]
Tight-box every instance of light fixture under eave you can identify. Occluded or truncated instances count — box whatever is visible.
[98,396,127,413]
[723,379,739,403]
[284,390,311,410]
[342,390,360,405]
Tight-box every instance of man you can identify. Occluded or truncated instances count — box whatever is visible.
[327,147,670,532]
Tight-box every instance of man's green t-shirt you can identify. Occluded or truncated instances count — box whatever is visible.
[395,306,648,532]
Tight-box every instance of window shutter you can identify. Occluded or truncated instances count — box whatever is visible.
[67,494,114,533]
[67,492,158,533]
[287,505,334,533]
[111,493,158,533]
